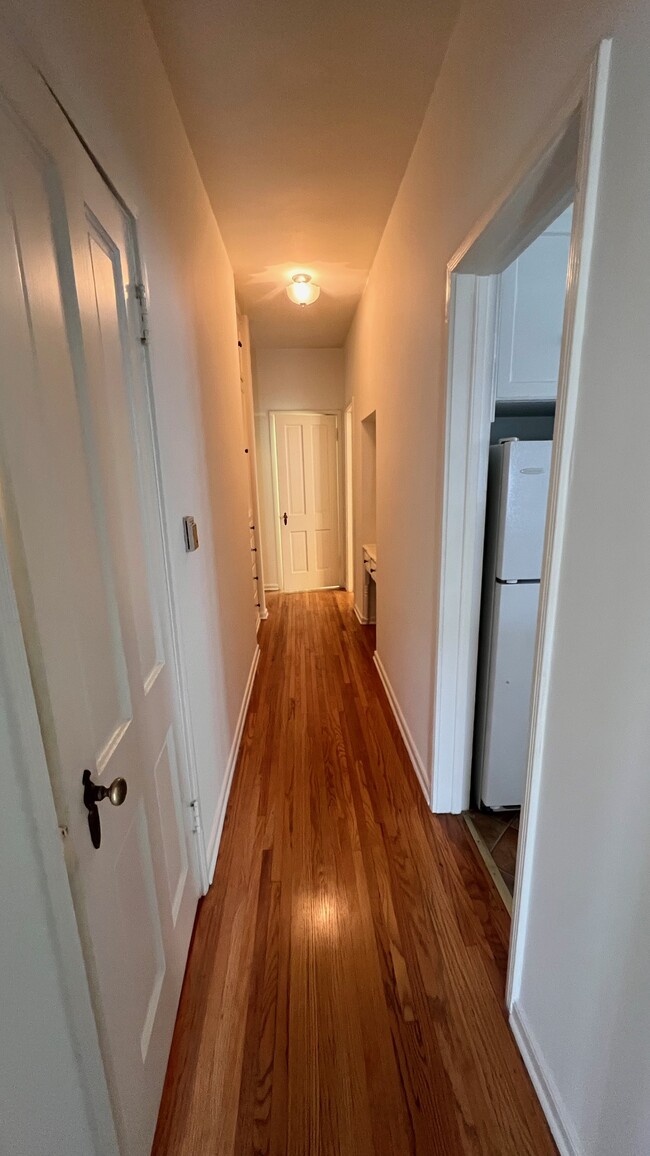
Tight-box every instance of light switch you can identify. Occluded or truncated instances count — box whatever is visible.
[183,516,199,552]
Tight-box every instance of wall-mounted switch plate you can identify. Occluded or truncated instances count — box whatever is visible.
[183,515,199,552]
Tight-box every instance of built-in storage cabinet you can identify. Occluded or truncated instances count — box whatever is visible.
[495,206,572,402]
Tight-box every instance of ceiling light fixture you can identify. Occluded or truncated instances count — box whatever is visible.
[286,273,321,307]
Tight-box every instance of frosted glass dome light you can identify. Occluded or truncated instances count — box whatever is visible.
[286,273,321,306]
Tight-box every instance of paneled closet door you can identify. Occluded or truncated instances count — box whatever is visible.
[273,411,341,592]
[0,61,198,1155]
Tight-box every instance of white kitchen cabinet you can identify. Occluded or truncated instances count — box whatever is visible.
[495,206,572,402]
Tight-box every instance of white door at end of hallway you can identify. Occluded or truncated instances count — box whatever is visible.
[0,59,198,1155]
[273,411,341,592]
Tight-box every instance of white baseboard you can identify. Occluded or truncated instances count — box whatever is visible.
[373,651,430,804]
[205,644,261,885]
[259,608,269,619]
[353,602,375,625]
[509,1002,583,1156]
[264,583,280,592]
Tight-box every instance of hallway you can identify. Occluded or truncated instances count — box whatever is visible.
[153,592,557,1155]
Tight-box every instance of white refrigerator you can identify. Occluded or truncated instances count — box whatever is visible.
[473,438,552,810]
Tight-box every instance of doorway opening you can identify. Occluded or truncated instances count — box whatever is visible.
[465,203,572,909]
[344,402,354,593]
[430,42,611,1009]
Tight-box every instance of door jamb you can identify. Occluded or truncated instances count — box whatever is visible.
[431,271,499,814]
[429,40,611,1011]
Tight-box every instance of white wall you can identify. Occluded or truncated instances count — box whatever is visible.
[253,347,345,588]
[345,1,650,1153]
[1,0,258,875]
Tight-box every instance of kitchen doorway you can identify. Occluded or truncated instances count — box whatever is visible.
[466,205,572,909]
[430,41,611,1007]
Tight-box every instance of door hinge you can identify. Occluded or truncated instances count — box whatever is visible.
[189,797,201,834]
[134,282,150,345]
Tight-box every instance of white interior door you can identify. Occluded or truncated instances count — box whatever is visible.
[0,62,198,1155]
[273,411,341,592]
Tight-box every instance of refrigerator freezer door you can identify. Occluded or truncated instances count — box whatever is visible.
[478,581,540,809]
[495,440,552,581]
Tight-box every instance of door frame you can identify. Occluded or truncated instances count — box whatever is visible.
[429,40,611,1009]
[269,409,344,592]
[344,402,354,592]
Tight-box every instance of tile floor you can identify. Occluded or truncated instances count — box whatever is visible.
[465,809,520,896]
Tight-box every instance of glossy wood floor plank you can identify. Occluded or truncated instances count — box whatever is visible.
[153,592,557,1156]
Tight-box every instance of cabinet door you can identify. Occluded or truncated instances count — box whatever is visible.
[495,209,572,402]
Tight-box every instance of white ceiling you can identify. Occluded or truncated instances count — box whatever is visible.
[145,0,459,347]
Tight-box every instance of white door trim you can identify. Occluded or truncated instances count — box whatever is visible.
[431,272,499,813]
[429,40,611,1008]
[269,409,344,591]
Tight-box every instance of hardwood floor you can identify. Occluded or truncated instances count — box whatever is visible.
[153,592,557,1156]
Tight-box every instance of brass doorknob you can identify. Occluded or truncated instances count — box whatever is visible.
[82,770,128,849]
[106,778,128,806]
